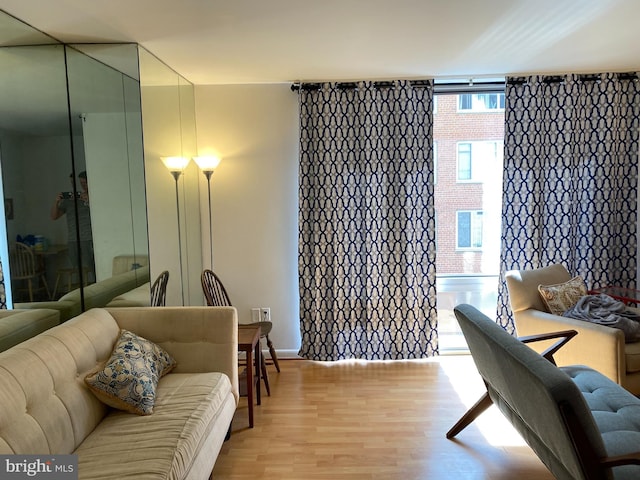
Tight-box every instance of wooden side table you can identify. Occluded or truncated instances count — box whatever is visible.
[590,286,640,306]
[237,325,261,428]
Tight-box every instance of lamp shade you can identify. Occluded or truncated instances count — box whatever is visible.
[161,156,190,172]
[193,155,221,172]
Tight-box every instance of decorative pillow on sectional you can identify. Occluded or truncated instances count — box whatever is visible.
[538,276,588,316]
[84,329,176,415]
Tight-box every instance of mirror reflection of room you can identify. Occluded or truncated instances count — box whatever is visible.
[0,44,76,303]
[0,37,151,311]
[50,170,96,296]
[0,11,200,313]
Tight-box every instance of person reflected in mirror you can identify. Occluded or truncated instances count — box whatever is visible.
[51,171,95,285]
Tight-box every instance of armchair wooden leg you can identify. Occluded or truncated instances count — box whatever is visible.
[446,391,493,439]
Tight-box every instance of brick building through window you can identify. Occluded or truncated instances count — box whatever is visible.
[433,93,505,275]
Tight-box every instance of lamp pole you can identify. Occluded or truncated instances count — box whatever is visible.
[171,170,186,306]
[161,156,191,306]
[203,169,214,269]
[193,155,221,271]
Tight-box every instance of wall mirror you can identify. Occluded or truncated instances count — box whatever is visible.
[138,47,202,306]
[0,10,150,310]
[0,9,202,311]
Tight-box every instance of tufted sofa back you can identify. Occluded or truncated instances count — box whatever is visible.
[0,309,119,454]
[0,306,239,455]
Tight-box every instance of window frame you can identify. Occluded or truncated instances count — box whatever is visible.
[457,93,505,113]
[456,140,503,183]
[456,210,484,250]
[433,142,438,185]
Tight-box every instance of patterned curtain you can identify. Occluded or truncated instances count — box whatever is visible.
[497,73,640,331]
[297,80,438,360]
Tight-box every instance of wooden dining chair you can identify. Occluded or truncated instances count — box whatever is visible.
[150,270,169,306]
[201,269,280,395]
[10,242,51,301]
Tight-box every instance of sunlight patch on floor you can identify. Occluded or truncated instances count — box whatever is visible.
[440,355,528,447]
[305,355,528,447]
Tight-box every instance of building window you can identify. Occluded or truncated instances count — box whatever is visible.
[456,141,503,182]
[457,210,483,249]
[457,143,472,180]
[433,142,437,185]
[458,93,505,112]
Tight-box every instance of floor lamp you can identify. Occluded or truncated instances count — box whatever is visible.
[193,155,221,270]
[161,156,191,306]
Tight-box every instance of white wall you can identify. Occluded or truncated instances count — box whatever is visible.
[195,84,301,356]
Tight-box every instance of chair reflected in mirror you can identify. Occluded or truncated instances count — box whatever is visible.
[150,270,169,307]
[201,269,280,395]
[52,265,91,299]
[10,242,51,301]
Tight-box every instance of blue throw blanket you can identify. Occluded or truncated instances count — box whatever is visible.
[563,294,640,343]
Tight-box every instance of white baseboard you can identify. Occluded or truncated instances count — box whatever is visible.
[263,349,302,359]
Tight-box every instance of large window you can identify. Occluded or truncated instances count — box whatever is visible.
[457,141,503,182]
[458,93,505,112]
[457,210,484,249]
[433,85,505,351]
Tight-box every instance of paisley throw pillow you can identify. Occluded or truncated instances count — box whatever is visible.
[538,276,588,316]
[85,329,176,415]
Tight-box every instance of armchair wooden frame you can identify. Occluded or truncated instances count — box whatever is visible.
[446,329,578,440]
[447,307,640,480]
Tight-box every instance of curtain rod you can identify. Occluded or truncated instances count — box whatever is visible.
[433,81,504,94]
[290,80,506,93]
[291,80,433,92]
[507,72,639,85]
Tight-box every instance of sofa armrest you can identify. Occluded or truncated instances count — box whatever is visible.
[12,301,80,323]
[514,308,625,384]
[0,308,60,352]
[106,283,151,307]
[106,306,239,401]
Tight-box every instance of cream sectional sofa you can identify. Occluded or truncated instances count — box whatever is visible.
[0,308,60,352]
[0,306,239,479]
[106,282,151,307]
[15,266,151,322]
[506,264,640,395]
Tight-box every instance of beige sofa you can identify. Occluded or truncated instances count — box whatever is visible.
[106,282,151,307]
[0,308,60,352]
[15,266,150,322]
[0,306,239,479]
[505,263,640,395]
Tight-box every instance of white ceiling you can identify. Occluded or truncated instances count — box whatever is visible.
[0,0,639,85]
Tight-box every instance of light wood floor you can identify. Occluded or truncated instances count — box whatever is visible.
[212,355,554,480]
